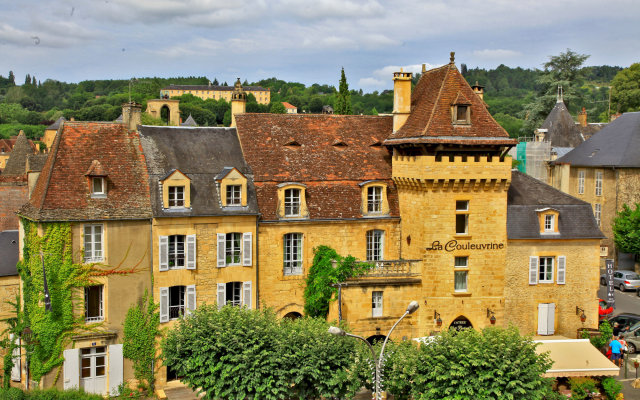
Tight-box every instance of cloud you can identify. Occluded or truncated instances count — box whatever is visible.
[371,63,442,79]
[278,0,384,20]
[358,77,386,88]
[473,49,522,59]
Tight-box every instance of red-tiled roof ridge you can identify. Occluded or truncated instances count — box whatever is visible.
[282,102,296,109]
[30,120,63,211]
[422,64,452,137]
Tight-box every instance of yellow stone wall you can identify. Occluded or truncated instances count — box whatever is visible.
[0,154,10,169]
[145,99,181,126]
[0,275,20,378]
[161,88,270,105]
[505,239,601,337]
[43,128,57,150]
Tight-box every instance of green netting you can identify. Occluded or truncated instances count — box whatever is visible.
[516,142,527,172]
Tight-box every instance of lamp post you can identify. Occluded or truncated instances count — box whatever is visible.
[329,300,419,400]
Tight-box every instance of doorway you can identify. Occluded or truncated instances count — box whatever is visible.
[80,347,106,395]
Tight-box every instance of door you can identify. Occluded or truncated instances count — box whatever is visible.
[537,303,555,335]
[80,347,106,395]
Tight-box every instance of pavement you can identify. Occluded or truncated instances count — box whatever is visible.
[618,354,640,400]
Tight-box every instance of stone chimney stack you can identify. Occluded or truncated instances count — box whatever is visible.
[230,78,246,128]
[392,68,412,133]
[578,107,587,127]
[122,102,142,131]
[471,81,485,101]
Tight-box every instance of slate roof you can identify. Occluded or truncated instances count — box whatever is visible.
[540,101,584,147]
[235,113,399,220]
[46,117,66,130]
[507,170,603,239]
[19,122,152,221]
[138,126,259,217]
[0,230,18,277]
[553,112,640,167]
[163,84,268,92]
[27,154,48,172]
[385,63,515,146]
[2,132,35,175]
[181,114,198,127]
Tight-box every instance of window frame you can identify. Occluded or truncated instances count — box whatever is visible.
[455,200,469,235]
[225,233,242,266]
[367,186,383,213]
[595,170,603,196]
[91,177,106,197]
[168,186,185,208]
[84,285,104,323]
[544,214,555,232]
[454,256,469,292]
[283,233,303,276]
[577,170,585,194]
[539,257,554,283]
[225,282,243,307]
[452,104,471,125]
[168,285,186,320]
[284,188,301,217]
[168,234,186,269]
[372,291,383,318]
[226,185,242,206]
[366,230,384,261]
[594,203,601,227]
[83,224,104,263]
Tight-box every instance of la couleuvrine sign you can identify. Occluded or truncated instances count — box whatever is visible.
[426,240,505,252]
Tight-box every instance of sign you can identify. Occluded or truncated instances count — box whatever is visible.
[449,316,473,330]
[426,240,504,252]
[606,259,615,309]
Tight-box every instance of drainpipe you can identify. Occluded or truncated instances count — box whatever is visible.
[148,218,154,391]
[255,217,259,309]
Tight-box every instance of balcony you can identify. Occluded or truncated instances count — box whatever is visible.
[359,259,421,277]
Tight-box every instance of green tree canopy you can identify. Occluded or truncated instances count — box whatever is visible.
[270,102,286,114]
[334,67,352,115]
[611,63,640,113]
[613,203,640,254]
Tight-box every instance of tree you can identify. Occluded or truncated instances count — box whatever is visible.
[521,49,590,135]
[161,306,360,400]
[613,203,640,254]
[611,63,640,113]
[8,71,15,85]
[270,102,286,114]
[24,74,31,86]
[309,96,323,113]
[335,67,352,115]
[212,78,219,85]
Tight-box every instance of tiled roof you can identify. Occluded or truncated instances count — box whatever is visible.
[181,114,198,126]
[19,122,151,221]
[163,84,269,92]
[235,113,399,220]
[507,170,603,239]
[26,154,48,172]
[385,63,515,146]
[540,101,584,147]
[282,102,297,109]
[139,126,259,217]
[46,117,66,130]
[2,132,34,175]
[0,230,19,277]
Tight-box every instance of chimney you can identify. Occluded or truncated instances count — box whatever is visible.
[230,78,246,127]
[70,117,75,122]
[392,68,412,132]
[121,102,142,131]
[471,81,485,101]
[578,107,587,127]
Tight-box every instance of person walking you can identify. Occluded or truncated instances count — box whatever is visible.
[610,336,623,367]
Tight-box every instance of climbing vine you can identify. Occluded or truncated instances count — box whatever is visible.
[303,245,373,318]
[1,296,25,388]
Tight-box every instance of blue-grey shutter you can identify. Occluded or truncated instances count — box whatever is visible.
[243,281,252,309]
[186,234,196,270]
[108,344,123,395]
[160,287,169,323]
[529,256,538,285]
[186,285,196,316]
[217,233,226,267]
[243,232,252,266]
[557,256,566,284]
[217,283,226,310]
[159,236,169,271]
[63,348,80,390]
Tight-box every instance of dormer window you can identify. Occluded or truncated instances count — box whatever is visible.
[227,185,241,206]
[85,160,107,199]
[168,186,185,207]
[368,186,382,213]
[284,188,301,216]
[456,106,468,122]
[91,177,105,196]
[360,181,389,217]
[451,91,471,125]
[544,215,555,232]
[277,183,308,219]
[161,169,191,210]
[216,167,248,208]
[537,208,559,235]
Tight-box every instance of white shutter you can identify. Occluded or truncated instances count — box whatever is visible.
[243,281,252,309]
[243,232,252,266]
[159,236,169,271]
[160,287,169,323]
[537,304,548,335]
[63,348,80,390]
[217,283,226,310]
[186,234,197,270]
[186,285,196,316]
[217,233,226,267]
[529,256,538,285]
[108,344,123,395]
[547,303,556,335]
[557,256,566,284]
[10,334,20,382]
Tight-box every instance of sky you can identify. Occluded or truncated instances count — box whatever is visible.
[1,0,639,92]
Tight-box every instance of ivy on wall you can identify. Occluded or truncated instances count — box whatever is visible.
[303,246,373,318]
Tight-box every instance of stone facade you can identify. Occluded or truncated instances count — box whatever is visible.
[0,178,28,231]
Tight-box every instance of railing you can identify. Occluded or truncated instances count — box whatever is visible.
[358,259,421,277]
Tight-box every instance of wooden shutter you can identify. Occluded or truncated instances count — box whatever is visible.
[217,233,226,267]
[10,334,20,382]
[186,234,197,270]
[529,256,538,285]
[186,285,196,316]
[557,256,566,284]
[243,232,252,266]
[243,281,252,309]
[547,303,556,334]
[108,344,123,395]
[63,348,80,390]
[159,236,169,271]
[537,304,548,335]
[217,283,226,310]
[160,287,169,323]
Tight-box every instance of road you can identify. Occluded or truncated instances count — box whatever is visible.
[598,283,640,315]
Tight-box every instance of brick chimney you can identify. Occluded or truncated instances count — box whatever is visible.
[392,69,412,132]
[121,102,142,131]
[578,107,587,127]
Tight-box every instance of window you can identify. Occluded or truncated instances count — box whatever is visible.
[84,224,103,263]
[367,186,382,213]
[217,281,252,309]
[544,215,554,232]
[595,171,603,196]
[168,286,185,319]
[454,256,468,292]
[169,235,185,268]
[84,285,103,322]
[453,104,470,124]
[455,200,469,235]
[81,347,106,380]
[168,186,184,207]
[225,233,242,265]
[594,203,601,226]
[284,233,303,275]
[91,177,105,197]
[366,230,384,261]
[538,257,554,283]
[225,282,242,307]
[529,256,565,285]
[456,105,468,122]
[159,285,195,322]
[226,185,241,206]
[284,188,301,216]
[217,232,252,267]
[578,170,585,194]
[372,291,383,317]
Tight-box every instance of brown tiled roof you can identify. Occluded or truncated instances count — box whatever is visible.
[19,122,151,221]
[2,132,34,175]
[235,113,399,220]
[385,63,515,146]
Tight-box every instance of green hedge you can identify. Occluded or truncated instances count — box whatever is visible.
[0,387,103,399]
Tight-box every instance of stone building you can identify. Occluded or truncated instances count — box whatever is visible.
[160,82,270,105]
[0,230,20,385]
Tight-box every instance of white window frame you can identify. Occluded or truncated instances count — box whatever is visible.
[225,233,242,266]
[226,185,241,206]
[168,235,186,269]
[595,171,603,196]
[91,177,105,197]
[284,233,303,275]
[455,200,469,235]
[168,285,185,320]
[594,203,601,227]
[544,214,554,232]
[217,281,252,309]
[372,291,383,317]
[577,170,585,194]
[284,188,301,217]
[454,256,468,292]
[84,285,104,323]
[84,224,104,263]
[366,230,384,261]
[168,186,185,207]
[539,257,554,283]
[367,186,383,213]
[216,232,252,267]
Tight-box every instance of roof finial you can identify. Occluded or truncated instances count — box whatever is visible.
[450,51,455,64]
[557,85,563,103]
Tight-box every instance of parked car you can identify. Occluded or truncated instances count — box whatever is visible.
[599,299,613,322]
[620,322,640,354]
[600,271,640,291]
[608,313,640,333]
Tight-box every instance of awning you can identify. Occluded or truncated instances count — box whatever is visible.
[534,338,619,377]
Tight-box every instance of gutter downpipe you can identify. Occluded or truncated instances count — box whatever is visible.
[149,218,155,390]
[255,216,260,308]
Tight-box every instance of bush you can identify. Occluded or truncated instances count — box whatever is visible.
[601,376,622,400]
[0,387,102,399]
[569,377,598,400]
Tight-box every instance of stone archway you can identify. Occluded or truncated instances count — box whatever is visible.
[366,335,387,345]
[449,316,473,330]
[283,311,302,320]
[146,99,180,126]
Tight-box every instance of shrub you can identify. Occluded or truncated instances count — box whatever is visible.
[601,376,622,400]
[0,387,102,399]
[569,377,598,400]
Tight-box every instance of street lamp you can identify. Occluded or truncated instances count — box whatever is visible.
[329,300,419,400]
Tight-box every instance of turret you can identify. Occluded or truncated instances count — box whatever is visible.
[231,78,246,128]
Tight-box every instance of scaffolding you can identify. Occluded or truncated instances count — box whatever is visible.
[509,138,551,182]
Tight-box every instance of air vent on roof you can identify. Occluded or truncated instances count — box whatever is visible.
[332,140,348,147]
[370,139,382,147]
[284,139,301,147]
[589,149,599,157]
